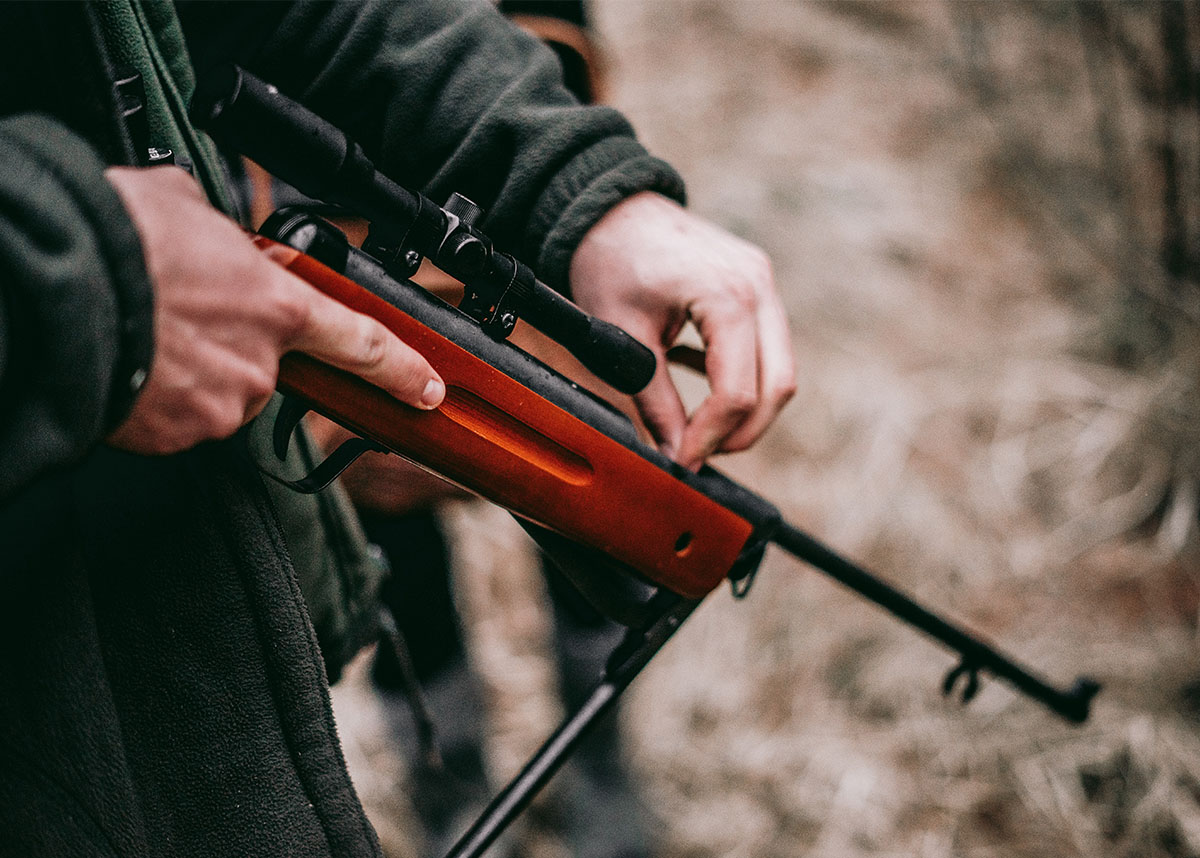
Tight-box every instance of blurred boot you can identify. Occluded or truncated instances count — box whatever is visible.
[364,510,520,858]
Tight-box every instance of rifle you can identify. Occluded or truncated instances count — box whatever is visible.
[193,66,1099,858]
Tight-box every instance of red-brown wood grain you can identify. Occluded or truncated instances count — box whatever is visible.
[258,238,754,598]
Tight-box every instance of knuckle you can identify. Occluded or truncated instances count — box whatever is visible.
[356,321,391,370]
[272,284,312,342]
[718,278,757,315]
[245,364,277,404]
[193,400,221,440]
[715,388,757,419]
[774,373,798,404]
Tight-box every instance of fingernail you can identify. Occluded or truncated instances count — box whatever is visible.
[660,441,676,460]
[419,378,445,409]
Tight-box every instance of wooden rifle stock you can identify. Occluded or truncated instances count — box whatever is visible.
[192,66,1094,722]
[255,212,1098,732]
[197,65,1098,855]
[257,218,1098,858]
[257,232,771,601]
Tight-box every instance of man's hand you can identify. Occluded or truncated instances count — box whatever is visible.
[569,192,795,470]
[105,166,444,455]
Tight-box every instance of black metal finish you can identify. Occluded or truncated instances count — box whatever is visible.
[770,522,1100,724]
[190,68,1104,855]
[433,517,1101,857]
[261,210,1099,727]
[271,395,310,461]
[266,392,386,494]
[263,435,387,495]
[442,594,698,858]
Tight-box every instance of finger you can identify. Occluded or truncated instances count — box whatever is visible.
[675,296,760,469]
[625,320,688,458]
[634,360,689,459]
[720,289,796,452]
[288,283,445,409]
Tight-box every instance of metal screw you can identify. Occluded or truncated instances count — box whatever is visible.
[404,250,422,270]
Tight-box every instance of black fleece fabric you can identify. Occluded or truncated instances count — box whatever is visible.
[0,115,155,497]
[177,0,685,291]
[0,445,377,857]
[0,2,684,856]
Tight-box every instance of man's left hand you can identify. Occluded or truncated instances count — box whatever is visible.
[569,192,796,470]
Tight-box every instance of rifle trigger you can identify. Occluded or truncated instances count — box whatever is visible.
[266,436,387,494]
[942,660,981,705]
[272,396,311,461]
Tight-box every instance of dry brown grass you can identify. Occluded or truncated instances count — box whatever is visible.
[333,2,1200,856]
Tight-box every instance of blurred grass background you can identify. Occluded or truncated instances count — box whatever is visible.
[332,3,1200,857]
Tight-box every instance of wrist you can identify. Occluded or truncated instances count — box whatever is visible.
[533,144,686,294]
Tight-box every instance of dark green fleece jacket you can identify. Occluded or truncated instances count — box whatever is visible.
[0,2,683,856]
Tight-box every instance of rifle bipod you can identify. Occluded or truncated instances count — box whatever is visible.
[191,63,1099,854]
[441,592,699,858]
[440,521,1099,857]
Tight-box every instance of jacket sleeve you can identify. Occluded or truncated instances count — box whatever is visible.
[0,114,154,501]
[179,0,686,293]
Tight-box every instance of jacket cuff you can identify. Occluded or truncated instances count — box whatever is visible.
[8,115,154,431]
[527,135,686,294]
[0,114,154,495]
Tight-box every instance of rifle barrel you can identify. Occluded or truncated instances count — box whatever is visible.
[771,522,1099,723]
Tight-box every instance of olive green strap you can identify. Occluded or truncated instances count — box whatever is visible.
[92,0,233,212]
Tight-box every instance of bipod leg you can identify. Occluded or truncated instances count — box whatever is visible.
[441,592,700,858]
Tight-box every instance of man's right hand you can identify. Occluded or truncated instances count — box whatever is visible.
[105,166,444,455]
